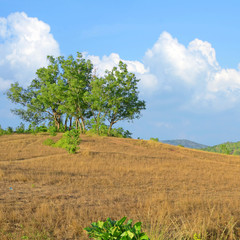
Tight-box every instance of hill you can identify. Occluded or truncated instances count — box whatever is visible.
[202,140,240,155]
[160,139,208,149]
[1,134,240,239]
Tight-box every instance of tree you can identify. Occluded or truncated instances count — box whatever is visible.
[103,61,146,135]
[35,56,65,130]
[7,82,47,125]
[7,56,64,129]
[84,76,109,135]
[59,53,93,133]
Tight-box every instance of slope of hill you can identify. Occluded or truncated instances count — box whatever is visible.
[1,134,240,239]
[202,140,240,155]
[160,139,208,149]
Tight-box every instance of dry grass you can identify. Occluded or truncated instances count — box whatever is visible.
[1,134,240,239]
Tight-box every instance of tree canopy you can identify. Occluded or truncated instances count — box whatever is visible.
[7,53,146,135]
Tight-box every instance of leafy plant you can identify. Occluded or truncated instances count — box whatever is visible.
[48,125,57,136]
[84,216,149,240]
[193,233,202,240]
[109,127,132,138]
[55,129,81,154]
[43,138,55,146]
[15,122,25,133]
[150,137,159,142]
[36,125,48,133]
[178,144,184,147]
[6,126,13,135]
[86,119,132,138]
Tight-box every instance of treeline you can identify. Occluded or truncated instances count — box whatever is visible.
[202,141,240,155]
[0,122,132,138]
[6,53,145,136]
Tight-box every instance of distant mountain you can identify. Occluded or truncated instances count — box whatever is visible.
[160,139,208,149]
[202,141,240,155]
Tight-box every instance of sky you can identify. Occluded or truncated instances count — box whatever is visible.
[1,0,240,146]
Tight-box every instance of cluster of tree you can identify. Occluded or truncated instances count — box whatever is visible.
[202,141,240,155]
[0,122,132,139]
[6,53,146,136]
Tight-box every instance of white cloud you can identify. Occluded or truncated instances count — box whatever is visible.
[0,12,60,91]
[144,32,219,89]
[85,52,159,91]
[208,69,240,93]
[83,32,240,111]
[143,32,240,111]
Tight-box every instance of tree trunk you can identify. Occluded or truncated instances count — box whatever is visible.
[57,121,60,131]
[77,118,82,133]
[69,117,72,130]
[53,112,60,130]
[75,119,78,130]
[107,122,114,136]
[64,116,68,131]
[96,112,101,135]
[57,115,61,130]
[80,116,85,134]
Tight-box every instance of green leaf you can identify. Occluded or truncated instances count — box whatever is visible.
[126,219,133,226]
[139,235,149,240]
[97,221,104,229]
[116,216,127,226]
[84,227,92,232]
[126,230,135,239]
[133,222,142,233]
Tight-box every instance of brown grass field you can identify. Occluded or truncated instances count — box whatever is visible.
[1,134,240,239]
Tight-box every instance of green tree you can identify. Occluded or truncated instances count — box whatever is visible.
[59,53,93,133]
[7,81,47,125]
[35,56,65,130]
[84,76,109,135]
[7,56,64,129]
[104,61,146,135]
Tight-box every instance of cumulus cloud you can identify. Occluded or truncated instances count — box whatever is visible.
[87,31,240,111]
[143,32,240,111]
[0,12,60,91]
[144,32,219,89]
[85,52,159,92]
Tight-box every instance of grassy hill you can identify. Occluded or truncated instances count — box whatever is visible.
[1,134,240,239]
[202,141,240,155]
[160,139,208,149]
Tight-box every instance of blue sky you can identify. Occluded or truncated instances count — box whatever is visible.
[1,0,240,146]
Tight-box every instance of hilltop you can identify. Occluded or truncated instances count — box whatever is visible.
[202,140,240,155]
[1,134,240,239]
[160,139,208,149]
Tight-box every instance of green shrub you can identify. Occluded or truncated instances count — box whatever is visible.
[27,123,38,134]
[6,127,13,135]
[178,144,184,147]
[43,138,55,146]
[15,122,25,133]
[193,233,202,240]
[150,137,159,142]
[36,125,48,133]
[86,120,132,138]
[55,129,81,154]
[233,149,240,155]
[84,216,149,240]
[48,126,57,136]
